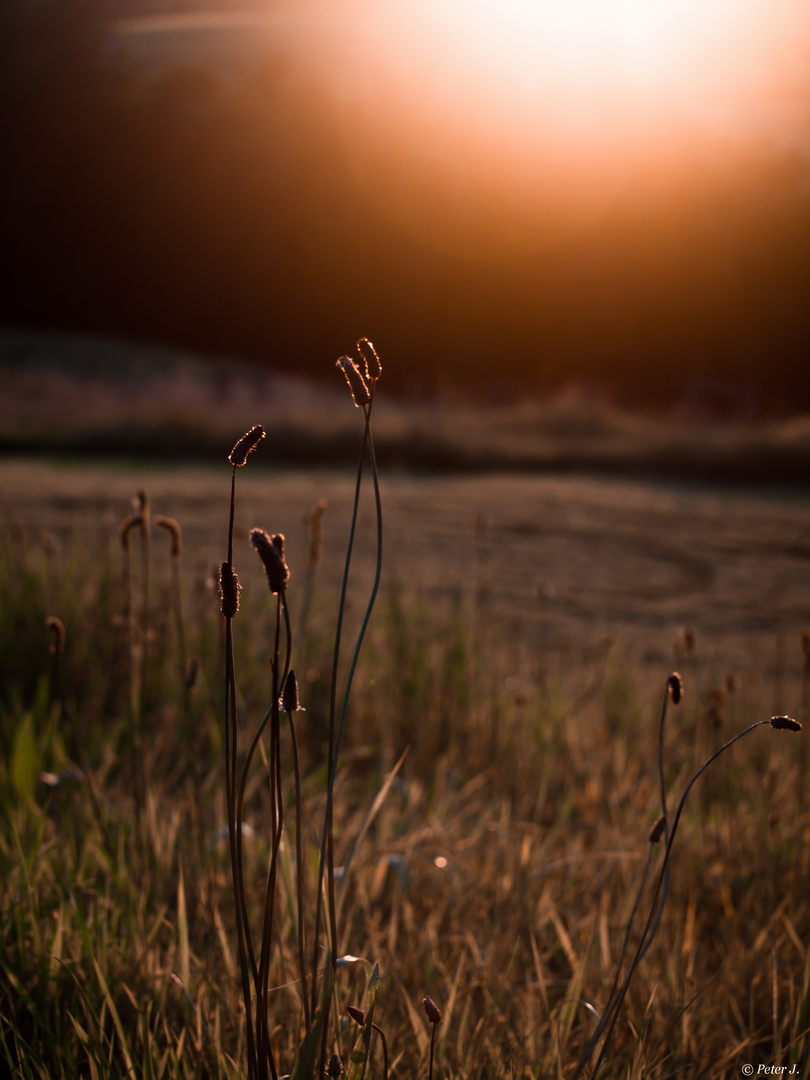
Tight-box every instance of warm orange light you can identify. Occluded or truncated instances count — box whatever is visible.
[111,1,810,258]
[404,0,810,143]
[330,0,810,258]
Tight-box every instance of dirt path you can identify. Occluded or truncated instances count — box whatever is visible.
[2,458,808,687]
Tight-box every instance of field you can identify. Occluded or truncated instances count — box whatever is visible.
[1,341,810,1075]
[4,0,810,1068]
[1,374,810,1076]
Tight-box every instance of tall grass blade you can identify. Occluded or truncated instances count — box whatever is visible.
[291,959,336,1080]
[345,964,382,1080]
[93,958,135,1078]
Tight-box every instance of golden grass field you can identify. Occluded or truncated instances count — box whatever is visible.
[2,455,808,677]
[1,445,809,1078]
[1,341,810,1080]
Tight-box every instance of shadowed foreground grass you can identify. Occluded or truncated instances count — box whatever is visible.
[1,462,809,1078]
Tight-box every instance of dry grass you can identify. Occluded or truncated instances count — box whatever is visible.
[1,442,809,1077]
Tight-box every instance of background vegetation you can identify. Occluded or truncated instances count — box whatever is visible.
[3,331,810,483]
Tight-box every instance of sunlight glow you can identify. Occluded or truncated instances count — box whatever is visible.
[112,1,810,260]
[404,0,810,141]
[304,0,807,260]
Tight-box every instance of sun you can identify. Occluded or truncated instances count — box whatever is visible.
[340,0,810,258]
[402,0,800,140]
[425,0,682,81]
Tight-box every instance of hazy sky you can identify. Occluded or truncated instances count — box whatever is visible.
[20,1,810,400]
[115,0,810,242]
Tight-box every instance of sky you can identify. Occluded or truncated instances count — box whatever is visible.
[7,0,810,406]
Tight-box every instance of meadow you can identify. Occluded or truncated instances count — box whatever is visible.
[1,361,810,1078]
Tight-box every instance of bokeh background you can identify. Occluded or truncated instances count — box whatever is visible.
[3,0,810,413]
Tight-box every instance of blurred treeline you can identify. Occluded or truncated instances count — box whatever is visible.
[2,0,810,411]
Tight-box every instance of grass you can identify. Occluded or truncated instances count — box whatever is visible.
[1,348,809,1078]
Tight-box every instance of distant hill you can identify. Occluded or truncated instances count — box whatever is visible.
[2,330,809,486]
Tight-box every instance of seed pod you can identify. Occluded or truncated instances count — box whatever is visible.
[229,424,265,467]
[346,1005,365,1027]
[648,814,667,844]
[250,529,290,593]
[119,514,143,551]
[770,715,802,732]
[336,356,370,407]
[282,670,304,713]
[422,996,442,1025]
[219,562,241,618]
[155,515,182,558]
[45,615,66,658]
[667,671,683,705]
[356,337,382,382]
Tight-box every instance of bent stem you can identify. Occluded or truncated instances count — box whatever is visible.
[589,718,797,1077]
[573,679,676,1078]
[372,1022,389,1080]
[640,679,673,959]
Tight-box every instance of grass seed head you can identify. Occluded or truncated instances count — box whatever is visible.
[667,671,683,705]
[770,715,802,732]
[228,424,265,466]
[155,515,182,558]
[45,615,65,658]
[250,528,290,593]
[219,562,241,618]
[422,996,442,1025]
[648,814,667,844]
[336,356,371,407]
[326,1053,343,1076]
[119,514,143,551]
[346,1005,366,1027]
[356,337,382,381]
[282,669,304,713]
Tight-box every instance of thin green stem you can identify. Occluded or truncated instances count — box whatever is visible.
[224,463,258,1080]
[315,383,382,1078]
[286,699,310,1032]
[256,592,283,1080]
[225,616,257,1080]
[311,402,372,1018]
